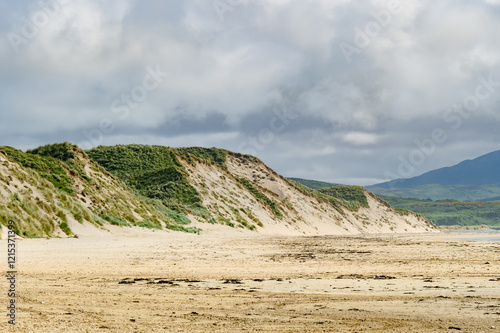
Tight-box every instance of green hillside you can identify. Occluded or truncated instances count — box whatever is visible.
[288,177,338,190]
[369,184,500,202]
[380,195,500,227]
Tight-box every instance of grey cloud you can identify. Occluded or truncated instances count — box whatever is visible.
[1,0,500,185]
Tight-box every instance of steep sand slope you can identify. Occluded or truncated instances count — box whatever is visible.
[177,152,436,236]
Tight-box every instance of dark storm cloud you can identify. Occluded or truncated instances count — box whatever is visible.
[1,0,500,184]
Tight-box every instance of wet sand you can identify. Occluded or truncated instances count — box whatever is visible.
[1,225,499,332]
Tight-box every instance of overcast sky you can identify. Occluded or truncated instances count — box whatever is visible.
[1,0,500,185]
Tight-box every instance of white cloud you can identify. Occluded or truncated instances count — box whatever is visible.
[1,0,500,185]
[342,132,379,145]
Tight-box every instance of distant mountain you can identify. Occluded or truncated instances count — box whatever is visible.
[287,177,338,190]
[369,150,500,189]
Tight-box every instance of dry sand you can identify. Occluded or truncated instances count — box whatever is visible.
[1,224,499,332]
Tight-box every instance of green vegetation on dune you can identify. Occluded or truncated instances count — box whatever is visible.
[86,145,232,221]
[319,186,369,211]
[288,178,369,212]
[287,179,320,197]
[1,145,79,196]
[133,167,204,212]
[0,144,204,237]
[288,177,338,190]
[174,147,228,169]
[288,178,343,211]
[238,177,282,218]
[28,142,93,183]
[0,148,88,237]
[86,145,208,215]
[86,144,184,178]
[380,195,500,227]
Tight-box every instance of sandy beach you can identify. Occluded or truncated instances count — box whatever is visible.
[1,225,499,332]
